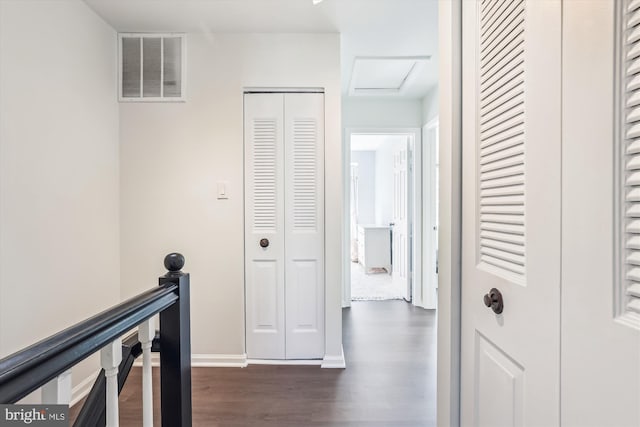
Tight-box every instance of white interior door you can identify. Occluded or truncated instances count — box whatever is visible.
[244,93,285,359]
[245,92,325,360]
[561,2,640,426]
[392,145,409,300]
[460,1,562,426]
[284,93,325,359]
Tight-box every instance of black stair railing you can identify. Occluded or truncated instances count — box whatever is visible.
[0,253,192,427]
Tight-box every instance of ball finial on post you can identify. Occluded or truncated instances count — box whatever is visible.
[164,253,185,272]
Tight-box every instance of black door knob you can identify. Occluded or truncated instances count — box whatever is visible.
[259,238,269,248]
[483,288,504,314]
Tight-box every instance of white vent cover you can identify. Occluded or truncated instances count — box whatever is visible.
[119,34,185,102]
[477,0,526,281]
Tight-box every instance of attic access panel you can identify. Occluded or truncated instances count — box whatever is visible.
[348,56,430,96]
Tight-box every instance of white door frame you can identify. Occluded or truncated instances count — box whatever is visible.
[342,127,422,307]
[437,0,462,426]
[423,117,439,310]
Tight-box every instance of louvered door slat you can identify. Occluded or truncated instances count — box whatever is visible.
[292,118,318,230]
[481,95,524,127]
[480,184,525,198]
[481,222,524,235]
[623,0,640,315]
[481,0,518,37]
[481,214,524,225]
[481,76,524,110]
[481,4,525,57]
[252,119,277,231]
[480,153,524,174]
[481,23,524,72]
[480,174,524,190]
[481,230,525,245]
[478,0,526,280]
[480,0,506,25]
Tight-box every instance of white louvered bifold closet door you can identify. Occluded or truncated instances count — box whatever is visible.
[478,0,526,281]
[244,93,286,359]
[284,93,325,359]
[624,0,640,314]
[245,92,325,360]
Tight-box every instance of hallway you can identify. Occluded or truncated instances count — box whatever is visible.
[105,301,436,426]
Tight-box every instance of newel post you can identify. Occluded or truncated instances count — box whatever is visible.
[159,253,192,427]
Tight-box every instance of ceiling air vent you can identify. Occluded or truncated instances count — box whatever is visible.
[119,34,185,102]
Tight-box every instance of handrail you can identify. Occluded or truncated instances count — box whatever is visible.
[0,252,193,426]
[0,283,178,403]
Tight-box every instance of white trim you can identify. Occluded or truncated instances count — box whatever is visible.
[422,117,439,310]
[70,369,100,407]
[128,352,344,368]
[343,127,422,306]
[243,87,324,94]
[342,126,352,307]
[321,347,346,369]
[437,0,462,426]
[411,128,423,307]
[247,359,322,366]
[133,353,249,368]
[348,56,431,96]
[193,354,248,368]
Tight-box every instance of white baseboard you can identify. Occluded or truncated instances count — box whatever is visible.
[321,346,346,369]
[128,352,344,368]
[70,369,100,407]
[132,353,248,368]
[192,354,247,367]
[247,358,322,366]
[68,353,251,408]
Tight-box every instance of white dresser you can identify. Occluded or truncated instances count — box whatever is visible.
[357,225,391,273]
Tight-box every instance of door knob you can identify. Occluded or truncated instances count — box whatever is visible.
[259,238,269,248]
[483,288,504,314]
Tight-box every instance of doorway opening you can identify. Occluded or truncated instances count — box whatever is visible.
[349,132,413,301]
[344,128,439,307]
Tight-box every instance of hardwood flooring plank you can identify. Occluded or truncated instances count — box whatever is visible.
[71,301,436,426]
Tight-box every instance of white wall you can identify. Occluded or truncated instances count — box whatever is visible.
[0,0,120,399]
[119,33,343,361]
[421,86,439,125]
[350,151,376,225]
[343,98,423,129]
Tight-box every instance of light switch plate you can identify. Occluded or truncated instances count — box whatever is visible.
[217,181,229,199]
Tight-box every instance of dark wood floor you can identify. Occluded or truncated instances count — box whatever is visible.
[73,301,436,427]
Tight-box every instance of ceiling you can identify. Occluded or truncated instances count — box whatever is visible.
[83,0,438,99]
